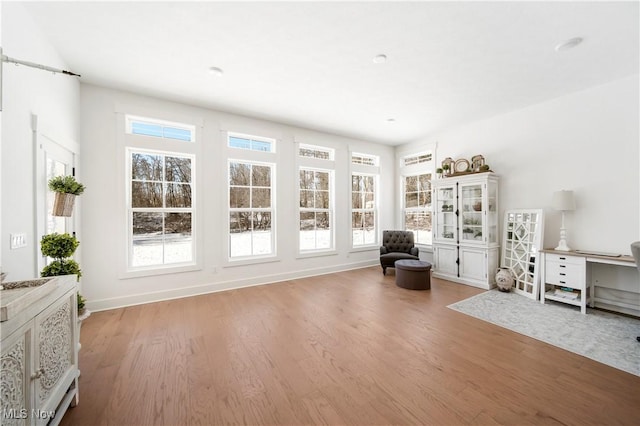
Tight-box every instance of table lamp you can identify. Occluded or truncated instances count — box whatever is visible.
[552,190,576,251]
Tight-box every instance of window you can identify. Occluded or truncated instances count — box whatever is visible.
[351,173,376,246]
[352,153,379,166]
[228,161,274,258]
[403,153,432,167]
[299,144,334,160]
[126,115,195,142]
[403,173,432,245]
[299,168,333,251]
[128,149,194,268]
[228,133,275,153]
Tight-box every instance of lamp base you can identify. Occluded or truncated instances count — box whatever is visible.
[555,223,571,251]
[555,240,572,251]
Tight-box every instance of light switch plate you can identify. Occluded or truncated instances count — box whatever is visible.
[10,233,27,249]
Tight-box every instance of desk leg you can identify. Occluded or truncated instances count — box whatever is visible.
[540,252,546,304]
[587,262,595,308]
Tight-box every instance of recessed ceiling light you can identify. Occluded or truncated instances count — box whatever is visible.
[208,66,224,76]
[555,37,583,52]
[373,54,387,64]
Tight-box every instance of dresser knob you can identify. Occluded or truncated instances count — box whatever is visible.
[31,368,45,380]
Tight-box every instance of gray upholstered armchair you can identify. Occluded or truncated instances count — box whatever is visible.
[379,230,419,275]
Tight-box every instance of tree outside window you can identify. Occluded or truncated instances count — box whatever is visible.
[229,161,274,258]
[404,173,432,245]
[130,151,194,267]
[299,168,332,251]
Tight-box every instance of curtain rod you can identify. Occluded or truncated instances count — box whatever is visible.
[2,53,81,77]
[0,47,81,111]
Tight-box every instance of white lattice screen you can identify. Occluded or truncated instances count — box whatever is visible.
[501,210,545,299]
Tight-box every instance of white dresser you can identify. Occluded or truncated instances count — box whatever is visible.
[1,275,79,426]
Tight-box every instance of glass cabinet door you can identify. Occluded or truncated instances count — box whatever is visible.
[459,183,483,243]
[435,185,456,241]
[486,180,498,244]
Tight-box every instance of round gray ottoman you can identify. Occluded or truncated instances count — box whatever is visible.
[395,259,432,290]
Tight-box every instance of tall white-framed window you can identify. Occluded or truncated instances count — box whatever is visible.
[296,141,335,254]
[350,152,379,248]
[228,160,275,259]
[127,148,195,269]
[299,167,333,252]
[400,150,433,246]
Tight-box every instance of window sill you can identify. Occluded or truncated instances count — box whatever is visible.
[349,245,379,253]
[120,263,201,279]
[224,255,281,268]
[415,244,433,253]
[296,249,338,259]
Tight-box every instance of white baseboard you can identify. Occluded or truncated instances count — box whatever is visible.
[87,259,379,312]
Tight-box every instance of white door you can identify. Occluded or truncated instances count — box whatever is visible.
[34,119,78,275]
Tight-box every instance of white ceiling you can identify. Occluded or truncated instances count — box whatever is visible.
[21,1,640,145]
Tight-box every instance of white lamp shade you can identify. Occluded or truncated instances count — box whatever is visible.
[552,190,576,211]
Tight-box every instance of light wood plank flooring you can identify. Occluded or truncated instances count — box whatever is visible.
[61,266,640,425]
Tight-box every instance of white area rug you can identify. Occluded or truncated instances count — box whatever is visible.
[448,290,640,376]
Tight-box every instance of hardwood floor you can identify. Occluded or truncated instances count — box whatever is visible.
[61,266,640,425]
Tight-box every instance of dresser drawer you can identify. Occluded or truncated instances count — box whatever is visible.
[545,263,584,288]
[544,252,586,289]
[545,253,585,266]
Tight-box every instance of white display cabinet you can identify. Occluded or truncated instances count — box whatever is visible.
[432,173,499,289]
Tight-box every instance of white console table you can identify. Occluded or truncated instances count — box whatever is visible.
[540,249,637,314]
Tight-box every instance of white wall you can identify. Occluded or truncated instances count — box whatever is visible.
[1,2,80,281]
[402,74,640,255]
[79,84,395,311]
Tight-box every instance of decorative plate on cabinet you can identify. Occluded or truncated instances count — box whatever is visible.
[454,159,470,173]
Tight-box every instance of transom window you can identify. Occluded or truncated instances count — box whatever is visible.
[352,153,379,166]
[228,161,274,258]
[228,133,275,153]
[403,173,432,245]
[126,115,195,142]
[403,153,432,167]
[299,144,334,160]
[128,149,194,268]
[299,168,333,251]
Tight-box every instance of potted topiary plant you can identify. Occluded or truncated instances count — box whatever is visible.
[442,164,450,176]
[40,232,89,330]
[40,232,82,280]
[49,175,85,217]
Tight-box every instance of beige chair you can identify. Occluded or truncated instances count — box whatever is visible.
[631,241,640,342]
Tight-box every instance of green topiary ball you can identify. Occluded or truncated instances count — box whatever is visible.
[40,233,79,259]
[41,259,82,281]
